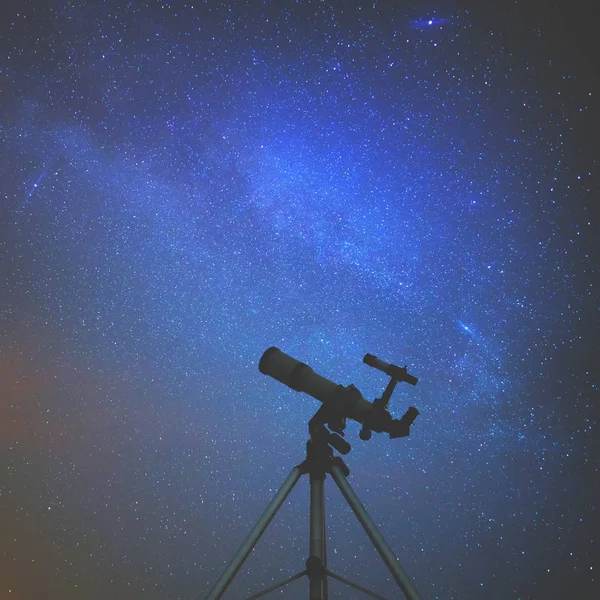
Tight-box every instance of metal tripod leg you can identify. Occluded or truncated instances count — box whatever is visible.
[329,462,422,600]
[205,466,303,600]
[309,472,327,600]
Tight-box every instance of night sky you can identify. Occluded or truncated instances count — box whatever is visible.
[1,1,599,599]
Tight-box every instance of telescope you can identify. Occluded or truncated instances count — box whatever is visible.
[204,348,424,600]
[259,347,419,445]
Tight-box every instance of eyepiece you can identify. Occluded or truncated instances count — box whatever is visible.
[389,407,420,438]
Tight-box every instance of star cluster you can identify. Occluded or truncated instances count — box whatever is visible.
[1,1,598,599]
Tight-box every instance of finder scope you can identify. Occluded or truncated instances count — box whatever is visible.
[259,347,419,441]
[364,353,419,386]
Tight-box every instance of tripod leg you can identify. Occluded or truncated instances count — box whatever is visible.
[329,463,422,600]
[309,473,327,600]
[205,466,303,600]
[322,495,328,599]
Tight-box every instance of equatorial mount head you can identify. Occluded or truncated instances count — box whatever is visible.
[259,347,420,454]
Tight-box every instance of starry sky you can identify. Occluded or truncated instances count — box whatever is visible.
[1,1,599,599]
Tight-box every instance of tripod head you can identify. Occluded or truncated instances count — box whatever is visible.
[259,347,420,453]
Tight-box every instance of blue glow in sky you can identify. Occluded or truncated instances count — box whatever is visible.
[411,16,450,29]
[458,320,474,335]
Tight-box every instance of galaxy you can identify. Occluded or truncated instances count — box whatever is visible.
[1,1,598,599]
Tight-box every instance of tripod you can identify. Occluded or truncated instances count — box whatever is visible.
[204,414,422,600]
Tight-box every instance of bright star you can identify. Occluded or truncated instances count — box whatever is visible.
[23,167,48,202]
[457,320,474,335]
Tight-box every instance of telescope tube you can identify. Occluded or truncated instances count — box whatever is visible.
[259,347,417,438]
[259,347,379,424]
[259,347,339,402]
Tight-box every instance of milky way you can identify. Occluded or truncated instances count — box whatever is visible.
[1,2,598,599]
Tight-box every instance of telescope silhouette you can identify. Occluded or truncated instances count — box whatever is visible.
[204,347,423,600]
